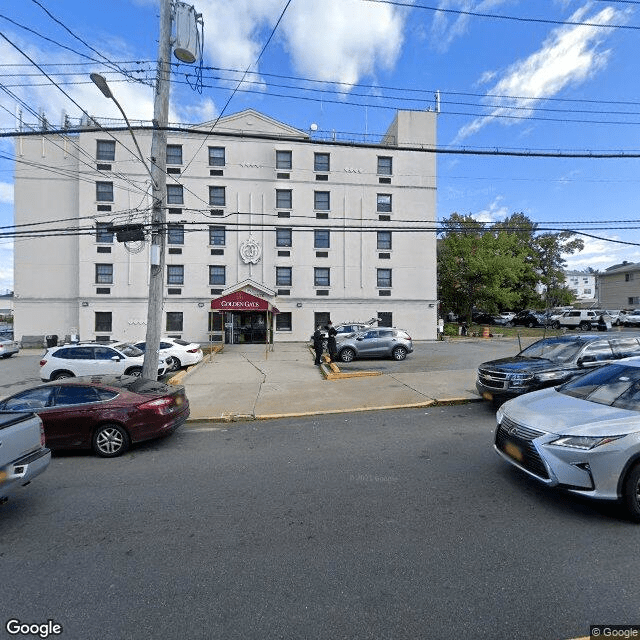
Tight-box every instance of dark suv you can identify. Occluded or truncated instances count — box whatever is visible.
[476,334,640,403]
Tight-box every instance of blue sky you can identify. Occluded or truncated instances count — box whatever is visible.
[1,0,640,293]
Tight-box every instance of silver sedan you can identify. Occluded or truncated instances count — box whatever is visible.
[495,359,640,521]
[0,338,19,358]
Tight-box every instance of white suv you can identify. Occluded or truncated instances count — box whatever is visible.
[40,342,169,381]
[552,310,600,331]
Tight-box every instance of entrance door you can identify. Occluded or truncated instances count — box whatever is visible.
[229,312,267,343]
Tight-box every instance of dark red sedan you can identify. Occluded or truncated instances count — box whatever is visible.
[0,376,189,457]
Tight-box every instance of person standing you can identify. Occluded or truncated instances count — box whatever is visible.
[313,325,324,365]
[326,321,338,362]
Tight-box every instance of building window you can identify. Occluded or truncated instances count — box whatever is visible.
[584,289,592,295]
[377,231,392,251]
[276,267,292,287]
[96,223,113,244]
[314,191,330,211]
[276,312,292,331]
[166,312,183,332]
[314,153,330,172]
[167,265,184,285]
[209,186,226,207]
[276,228,292,247]
[167,185,184,205]
[209,265,225,286]
[96,182,113,202]
[166,144,182,165]
[377,194,392,213]
[276,189,292,209]
[208,146,225,167]
[95,264,113,284]
[377,156,392,175]
[314,267,330,287]
[378,312,392,327]
[96,140,115,161]
[209,226,226,246]
[626,273,634,282]
[95,311,112,332]
[167,224,184,245]
[276,150,292,170]
[314,229,330,249]
[377,268,392,288]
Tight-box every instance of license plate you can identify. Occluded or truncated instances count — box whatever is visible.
[504,441,524,462]
[482,391,493,401]
[174,396,183,406]
[0,469,7,484]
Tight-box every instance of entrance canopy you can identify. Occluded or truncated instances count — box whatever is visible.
[210,290,279,313]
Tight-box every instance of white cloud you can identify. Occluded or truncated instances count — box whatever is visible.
[0,183,13,205]
[452,4,627,144]
[564,234,640,271]
[199,0,408,87]
[474,196,509,223]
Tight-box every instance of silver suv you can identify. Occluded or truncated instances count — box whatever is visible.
[336,328,413,362]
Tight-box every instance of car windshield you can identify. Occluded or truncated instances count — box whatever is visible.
[559,363,640,410]
[518,338,586,363]
[114,343,144,357]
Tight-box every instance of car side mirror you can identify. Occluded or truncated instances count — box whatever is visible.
[111,355,121,362]
[577,355,597,367]
[356,336,364,341]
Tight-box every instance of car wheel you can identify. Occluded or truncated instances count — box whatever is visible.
[167,356,181,372]
[52,371,74,380]
[506,321,514,328]
[392,346,407,361]
[125,367,142,377]
[92,423,130,458]
[526,321,535,328]
[615,319,621,326]
[622,463,640,522]
[552,321,561,329]
[339,348,356,363]
[579,321,590,331]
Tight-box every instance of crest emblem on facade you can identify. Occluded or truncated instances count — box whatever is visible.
[239,234,262,264]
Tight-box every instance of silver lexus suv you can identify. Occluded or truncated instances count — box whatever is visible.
[336,328,413,362]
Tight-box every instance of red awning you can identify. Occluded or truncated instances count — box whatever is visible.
[211,290,276,312]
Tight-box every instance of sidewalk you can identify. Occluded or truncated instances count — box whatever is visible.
[178,339,529,421]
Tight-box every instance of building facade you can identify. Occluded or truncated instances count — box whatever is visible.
[598,261,640,309]
[13,109,437,344]
[564,270,596,302]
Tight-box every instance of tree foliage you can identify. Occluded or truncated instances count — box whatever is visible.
[438,212,584,323]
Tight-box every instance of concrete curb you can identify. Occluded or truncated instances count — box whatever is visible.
[167,345,224,385]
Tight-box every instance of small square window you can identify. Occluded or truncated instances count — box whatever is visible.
[377,268,392,288]
[314,267,330,287]
[276,228,292,247]
[276,189,292,209]
[314,191,330,211]
[209,265,225,286]
[167,265,184,285]
[314,229,330,249]
[209,186,226,207]
[167,184,184,205]
[167,224,184,245]
[166,144,183,165]
[96,140,115,162]
[377,194,392,213]
[378,312,392,327]
[94,311,112,332]
[96,223,113,244]
[377,156,392,175]
[314,153,330,172]
[166,312,183,332]
[276,150,292,170]
[276,312,292,331]
[209,147,225,167]
[96,182,113,202]
[95,263,113,284]
[209,226,226,246]
[276,267,292,287]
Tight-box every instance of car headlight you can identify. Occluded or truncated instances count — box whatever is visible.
[496,406,504,424]
[549,435,623,450]
[534,370,566,382]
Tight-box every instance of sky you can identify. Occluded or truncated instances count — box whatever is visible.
[1,0,640,293]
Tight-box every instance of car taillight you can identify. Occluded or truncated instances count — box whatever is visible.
[40,359,47,367]
[187,348,199,353]
[138,397,174,415]
[40,422,46,447]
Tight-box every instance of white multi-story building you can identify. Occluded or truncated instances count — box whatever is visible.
[13,108,437,344]
[565,270,596,302]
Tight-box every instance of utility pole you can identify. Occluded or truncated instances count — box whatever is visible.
[142,0,171,379]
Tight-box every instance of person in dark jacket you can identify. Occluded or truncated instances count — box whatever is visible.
[326,321,338,362]
[313,325,324,365]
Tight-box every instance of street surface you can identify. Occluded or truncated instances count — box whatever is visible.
[2,405,639,640]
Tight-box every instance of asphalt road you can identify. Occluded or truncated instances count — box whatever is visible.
[2,405,639,640]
